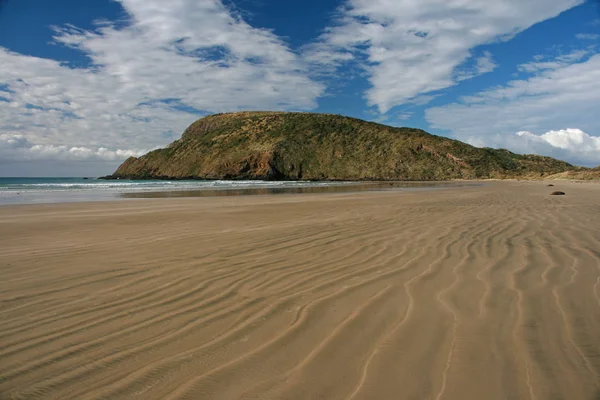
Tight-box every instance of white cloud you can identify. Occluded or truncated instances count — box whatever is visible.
[396,111,414,121]
[426,52,600,166]
[576,33,600,40]
[307,0,584,113]
[456,51,498,82]
[0,0,324,174]
[475,52,499,74]
[0,134,150,162]
[468,129,600,166]
[521,128,600,152]
[517,49,589,72]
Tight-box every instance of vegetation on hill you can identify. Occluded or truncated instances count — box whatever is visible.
[106,112,577,181]
[545,167,600,180]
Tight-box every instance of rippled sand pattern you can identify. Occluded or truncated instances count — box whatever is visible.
[1,181,599,399]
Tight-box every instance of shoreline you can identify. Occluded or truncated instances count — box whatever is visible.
[2,177,596,207]
[0,180,482,207]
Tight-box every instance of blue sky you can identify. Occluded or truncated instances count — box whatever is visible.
[0,0,599,176]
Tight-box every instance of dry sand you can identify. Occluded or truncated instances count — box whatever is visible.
[1,181,599,399]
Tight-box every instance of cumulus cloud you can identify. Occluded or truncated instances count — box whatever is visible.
[306,0,583,113]
[521,128,600,152]
[0,134,150,162]
[0,0,324,174]
[426,51,600,165]
[468,129,600,166]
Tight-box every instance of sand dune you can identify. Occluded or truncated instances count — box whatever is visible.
[1,181,599,399]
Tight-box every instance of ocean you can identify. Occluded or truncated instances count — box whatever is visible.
[0,177,470,206]
[0,177,359,205]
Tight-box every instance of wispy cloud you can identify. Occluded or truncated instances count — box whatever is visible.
[575,33,600,40]
[0,0,323,173]
[306,0,584,113]
[455,51,498,82]
[517,49,589,72]
[426,51,600,166]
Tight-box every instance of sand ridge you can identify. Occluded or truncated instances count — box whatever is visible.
[0,181,599,399]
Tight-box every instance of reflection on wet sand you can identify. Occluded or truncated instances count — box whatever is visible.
[120,181,481,199]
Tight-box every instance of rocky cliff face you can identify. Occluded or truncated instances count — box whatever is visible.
[106,111,575,181]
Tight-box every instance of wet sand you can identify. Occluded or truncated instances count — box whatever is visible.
[118,181,478,199]
[1,181,599,399]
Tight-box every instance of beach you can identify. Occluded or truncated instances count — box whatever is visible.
[1,180,599,399]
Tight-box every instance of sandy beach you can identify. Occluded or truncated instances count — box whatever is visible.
[1,181,599,400]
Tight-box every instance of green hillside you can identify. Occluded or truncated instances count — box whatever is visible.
[106,112,575,181]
